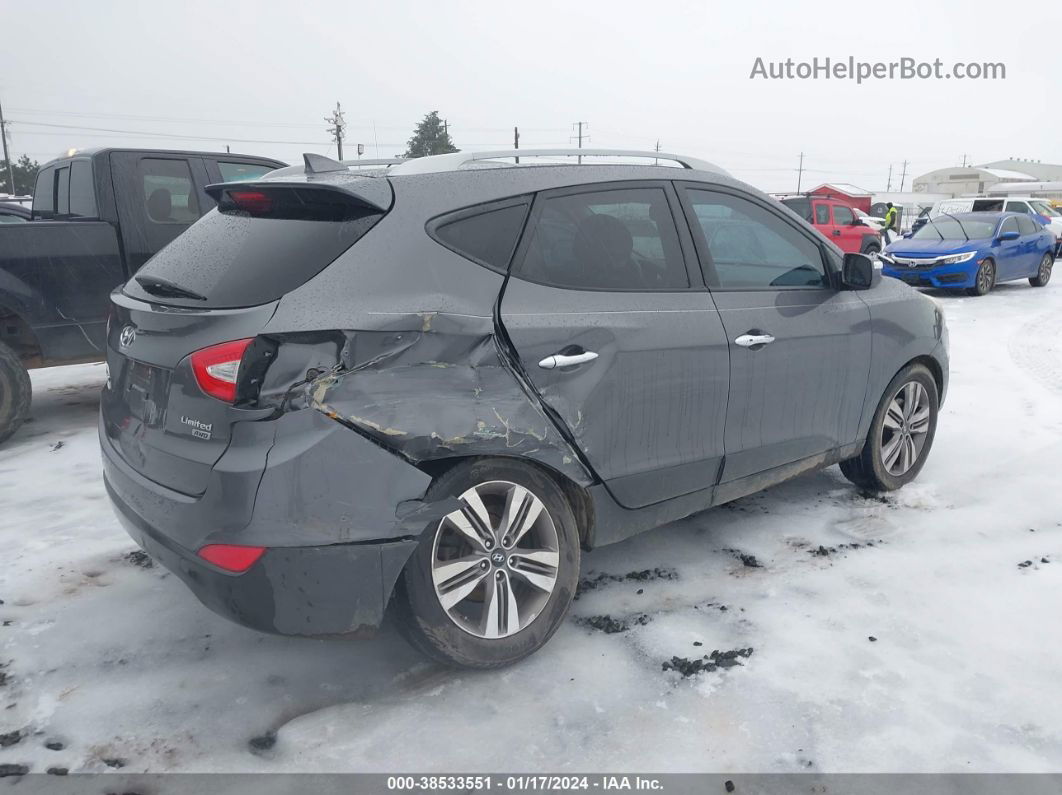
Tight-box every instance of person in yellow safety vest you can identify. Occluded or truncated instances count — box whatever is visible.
[882,203,899,245]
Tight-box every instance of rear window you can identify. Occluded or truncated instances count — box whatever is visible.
[780,197,812,221]
[430,199,529,273]
[124,200,384,308]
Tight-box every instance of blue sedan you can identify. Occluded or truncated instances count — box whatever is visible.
[882,212,1055,296]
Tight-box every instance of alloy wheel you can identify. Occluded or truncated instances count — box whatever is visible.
[1039,254,1053,284]
[880,381,931,476]
[431,480,560,639]
[977,260,994,294]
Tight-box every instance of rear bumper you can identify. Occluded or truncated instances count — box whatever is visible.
[100,409,431,636]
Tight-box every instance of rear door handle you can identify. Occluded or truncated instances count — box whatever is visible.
[538,351,599,369]
[735,333,775,348]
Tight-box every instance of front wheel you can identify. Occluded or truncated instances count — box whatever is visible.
[840,363,939,492]
[0,341,32,446]
[1030,252,1053,287]
[394,458,581,669]
[966,258,995,296]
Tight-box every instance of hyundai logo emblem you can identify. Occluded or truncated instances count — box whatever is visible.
[491,551,506,566]
[119,325,136,348]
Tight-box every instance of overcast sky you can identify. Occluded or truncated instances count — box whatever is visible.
[4,0,1059,193]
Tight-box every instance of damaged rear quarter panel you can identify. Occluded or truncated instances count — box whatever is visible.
[305,312,593,488]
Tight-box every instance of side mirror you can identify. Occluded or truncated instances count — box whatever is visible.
[841,252,880,290]
[998,230,1020,241]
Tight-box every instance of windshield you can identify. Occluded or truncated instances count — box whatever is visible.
[1030,200,1059,217]
[911,216,997,240]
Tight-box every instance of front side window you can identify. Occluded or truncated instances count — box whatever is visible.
[814,203,830,225]
[833,205,854,225]
[1000,217,1020,237]
[687,189,829,289]
[218,161,276,182]
[139,158,200,224]
[517,187,688,290]
[1006,200,1031,214]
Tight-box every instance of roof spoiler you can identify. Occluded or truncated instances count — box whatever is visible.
[205,178,393,214]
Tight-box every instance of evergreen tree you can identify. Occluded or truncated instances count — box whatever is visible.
[403,111,458,158]
[0,155,41,195]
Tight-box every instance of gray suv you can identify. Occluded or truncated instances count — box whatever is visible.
[100,150,948,668]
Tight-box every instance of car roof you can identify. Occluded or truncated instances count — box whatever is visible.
[38,147,286,169]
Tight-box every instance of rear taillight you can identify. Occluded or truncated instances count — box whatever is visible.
[228,190,273,215]
[189,338,254,403]
[197,544,266,572]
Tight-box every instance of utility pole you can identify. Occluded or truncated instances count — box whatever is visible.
[886,163,893,192]
[514,126,520,164]
[796,151,805,193]
[573,121,588,164]
[325,102,346,160]
[0,95,15,196]
[961,154,968,167]
[898,159,909,192]
[654,139,661,166]
[357,143,364,160]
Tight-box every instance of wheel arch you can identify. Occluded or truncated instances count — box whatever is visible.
[415,453,596,550]
[0,302,43,368]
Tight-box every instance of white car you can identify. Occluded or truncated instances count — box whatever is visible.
[931,196,1062,252]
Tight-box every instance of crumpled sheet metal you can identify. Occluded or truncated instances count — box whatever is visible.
[305,313,593,487]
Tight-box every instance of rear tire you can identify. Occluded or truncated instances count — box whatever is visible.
[1030,252,1053,287]
[863,243,881,256]
[840,363,938,492]
[0,341,31,446]
[394,458,581,669]
[966,258,995,296]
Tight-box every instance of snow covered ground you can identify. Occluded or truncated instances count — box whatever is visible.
[1,280,1061,775]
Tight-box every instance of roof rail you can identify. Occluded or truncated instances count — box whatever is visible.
[388,149,729,176]
[339,158,406,168]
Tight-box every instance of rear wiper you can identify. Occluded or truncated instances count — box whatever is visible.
[134,275,207,301]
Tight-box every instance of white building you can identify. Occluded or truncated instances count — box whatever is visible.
[912,159,1062,197]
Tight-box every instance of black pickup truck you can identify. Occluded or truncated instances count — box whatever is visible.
[0,147,285,443]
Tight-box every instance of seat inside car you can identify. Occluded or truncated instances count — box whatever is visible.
[572,213,642,288]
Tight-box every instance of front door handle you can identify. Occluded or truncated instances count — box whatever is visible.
[735,333,775,348]
[538,350,599,369]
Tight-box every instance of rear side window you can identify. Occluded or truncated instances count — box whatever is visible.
[218,161,276,182]
[687,189,828,289]
[69,160,97,218]
[33,167,57,216]
[56,167,70,216]
[1016,214,1038,235]
[124,190,385,308]
[430,200,529,273]
[140,158,200,224]
[516,187,688,290]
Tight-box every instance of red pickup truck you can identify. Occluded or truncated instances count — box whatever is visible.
[781,195,882,255]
